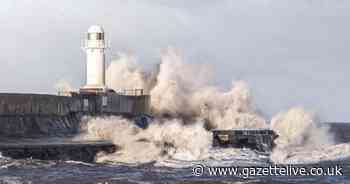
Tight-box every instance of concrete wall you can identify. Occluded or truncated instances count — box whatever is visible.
[101,94,150,115]
[0,114,81,137]
[0,93,150,137]
[0,93,80,116]
[74,92,150,115]
[0,93,150,116]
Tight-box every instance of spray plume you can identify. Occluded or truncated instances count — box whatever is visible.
[54,79,74,93]
[81,47,337,164]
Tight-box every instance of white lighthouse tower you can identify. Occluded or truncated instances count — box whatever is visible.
[80,25,107,93]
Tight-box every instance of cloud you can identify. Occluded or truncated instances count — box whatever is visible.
[0,0,349,121]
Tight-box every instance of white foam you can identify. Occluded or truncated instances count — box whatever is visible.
[82,48,347,166]
[271,143,350,164]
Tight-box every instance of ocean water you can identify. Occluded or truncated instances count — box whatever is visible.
[1,115,349,184]
[1,118,349,184]
[0,147,349,184]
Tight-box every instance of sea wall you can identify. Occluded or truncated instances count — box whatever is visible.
[102,94,150,115]
[0,114,82,137]
[0,93,150,116]
[76,93,150,115]
[0,93,150,137]
[0,93,80,116]
[0,139,117,162]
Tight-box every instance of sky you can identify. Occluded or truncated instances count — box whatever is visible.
[0,0,349,121]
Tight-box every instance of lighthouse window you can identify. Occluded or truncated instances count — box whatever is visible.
[88,33,104,40]
[87,33,93,40]
[97,33,104,40]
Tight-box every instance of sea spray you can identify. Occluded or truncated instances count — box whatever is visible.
[148,48,267,129]
[271,107,333,148]
[194,81,267,130]
[105,47,267,129]
[106,53,150,92]
[80,48,269,164]
[270,107,335,164]
[54,79,74,94]
[84,116,211,163]
[84,47,343,165]
[149,48,213,117]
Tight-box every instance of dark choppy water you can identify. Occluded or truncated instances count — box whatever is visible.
[1,122,350,184]
[0,156,349,184]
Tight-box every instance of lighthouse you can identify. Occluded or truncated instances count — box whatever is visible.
[80,25,107,93]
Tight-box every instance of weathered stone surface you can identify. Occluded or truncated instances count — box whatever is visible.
[0,93,150,117]
[0,138,116,162]
[0,93,80,116]
[0,92,150,162]
[0,93,150,138]
[212,124,350,153]
[0,114,81,137]
[212,129,278,152]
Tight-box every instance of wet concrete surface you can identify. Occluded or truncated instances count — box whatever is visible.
[0,138,116,162]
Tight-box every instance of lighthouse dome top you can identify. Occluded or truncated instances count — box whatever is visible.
[88,25,104,33]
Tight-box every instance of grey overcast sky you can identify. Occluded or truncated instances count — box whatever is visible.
[0,0,349,121]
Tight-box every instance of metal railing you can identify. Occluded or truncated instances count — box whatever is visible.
[115,89,145,96]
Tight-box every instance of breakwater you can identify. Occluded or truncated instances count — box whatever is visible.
[0,92,149,162]
[0,92,150,137]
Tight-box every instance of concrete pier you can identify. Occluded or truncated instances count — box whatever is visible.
[0,92,149,138]
[212,129,278,152]
[0,92,150,162]
[212,123,350,153]
[0,138,116,162]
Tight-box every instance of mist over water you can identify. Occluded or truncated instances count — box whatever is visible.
[82,47,350,165]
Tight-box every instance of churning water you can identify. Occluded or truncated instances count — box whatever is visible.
[2,48,350,184]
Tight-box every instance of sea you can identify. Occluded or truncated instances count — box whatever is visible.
[1,116,350,184]
[0,146,349,184]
